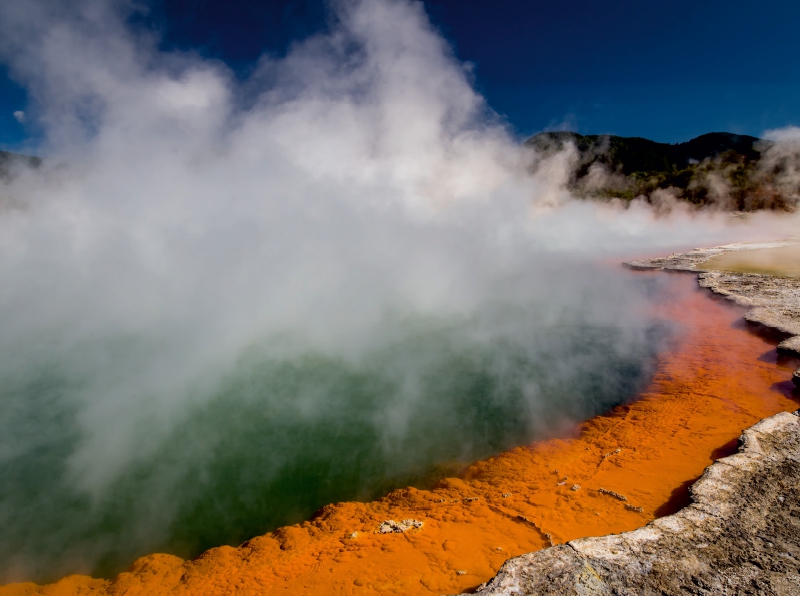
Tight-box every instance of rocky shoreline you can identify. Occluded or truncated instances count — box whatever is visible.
[461,411,800,595]
[627,241,800,368]
[459,242,800,595]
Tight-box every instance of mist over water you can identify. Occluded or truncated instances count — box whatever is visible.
[2,266,672,581]
[0,0,798,584]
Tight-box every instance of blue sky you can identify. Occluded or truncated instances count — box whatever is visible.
[2,0,799,149]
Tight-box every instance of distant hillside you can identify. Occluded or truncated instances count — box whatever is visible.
[525,131,797,211]
[0,150,40,179]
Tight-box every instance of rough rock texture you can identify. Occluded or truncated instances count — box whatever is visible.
[376,519,423,534]
[778,336,800,358]
[462,410,800,596]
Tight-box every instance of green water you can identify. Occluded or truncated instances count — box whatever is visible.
[0,297,670,583]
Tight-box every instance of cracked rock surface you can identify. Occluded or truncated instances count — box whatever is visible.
[460,411,800,596]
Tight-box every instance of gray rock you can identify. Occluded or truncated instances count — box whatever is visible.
[377,519,423,534]
[778,336,800,358]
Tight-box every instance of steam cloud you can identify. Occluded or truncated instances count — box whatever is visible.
[0,0,798,583]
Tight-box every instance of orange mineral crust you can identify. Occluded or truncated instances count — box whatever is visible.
[3,272,798,596]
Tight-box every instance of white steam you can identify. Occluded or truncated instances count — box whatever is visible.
[760,126,800,203]
[0,0,789,502]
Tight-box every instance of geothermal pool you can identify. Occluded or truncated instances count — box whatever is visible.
[3,269,798,596]
[0,261,668,584]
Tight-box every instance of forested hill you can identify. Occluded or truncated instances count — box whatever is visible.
[0,150,41,178]
[524,131,796,211]
[525,131,764,174]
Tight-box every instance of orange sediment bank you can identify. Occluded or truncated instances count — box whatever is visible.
[3,272,799,596]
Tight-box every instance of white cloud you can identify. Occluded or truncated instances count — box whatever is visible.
[12,110,25,123]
